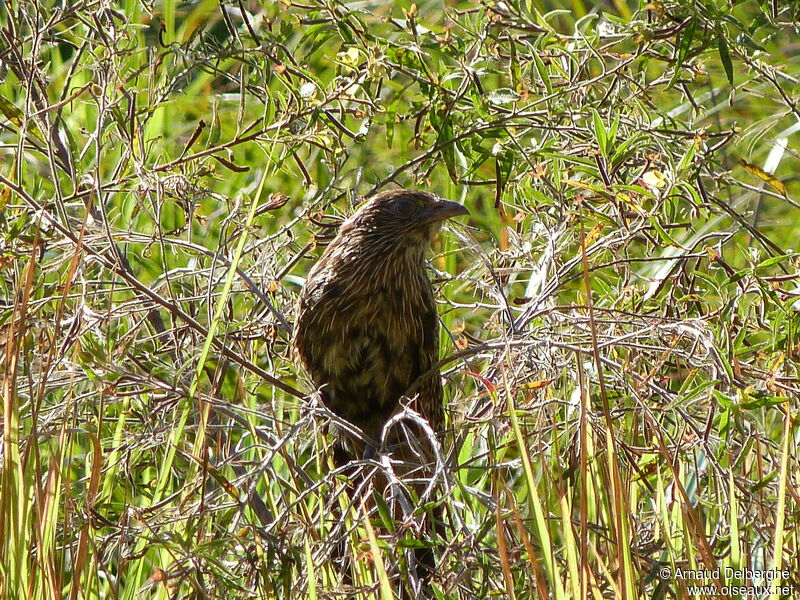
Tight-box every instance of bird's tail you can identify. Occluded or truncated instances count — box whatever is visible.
[329,421,445,599]
[383,416,446,598]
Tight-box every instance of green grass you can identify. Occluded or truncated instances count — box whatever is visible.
[1,0,799,598]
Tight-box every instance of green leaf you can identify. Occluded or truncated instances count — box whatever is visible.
[607,114,620,147]
[508,35,521,90]
[678,18,697,65]
[724,270,747,286]
[592,109,607,157]
[0,95,23,125]
[757,253,798,268]
[610,134,644,168]
[717,406,730,438]
[373,492,394,531]
[749,471,778,493]
[668,18,696,89]
[532,49,552,95]
[717,27,734,86]
[677,140,697,172]
[487,88,521,105]
[648,215,681,247]
[385,97,398,148]
[712,389,733,409]
[207,100,221,147]
[741,395,789,410]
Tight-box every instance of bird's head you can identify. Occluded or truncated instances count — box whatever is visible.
[344,189,469,251]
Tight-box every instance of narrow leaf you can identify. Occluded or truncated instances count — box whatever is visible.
[717,28,734,86]
[592,109,607,157]
[738,158,787,196]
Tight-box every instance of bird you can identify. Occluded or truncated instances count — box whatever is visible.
[293,188,468,590]
[294,188,468,452]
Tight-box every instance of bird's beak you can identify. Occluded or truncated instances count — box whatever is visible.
[420,198,470,222]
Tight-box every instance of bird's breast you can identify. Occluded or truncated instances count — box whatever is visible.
[295,254,439,437]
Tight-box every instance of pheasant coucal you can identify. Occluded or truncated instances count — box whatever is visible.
[293,189,467,590]
[294,189,468,455]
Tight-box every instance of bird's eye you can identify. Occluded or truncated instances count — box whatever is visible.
[392,197,417,216]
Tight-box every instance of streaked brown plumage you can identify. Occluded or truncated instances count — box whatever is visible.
[294,189,468,452]
[293,188,467,593]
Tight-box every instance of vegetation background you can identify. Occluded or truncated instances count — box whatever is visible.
[1,0,799,598]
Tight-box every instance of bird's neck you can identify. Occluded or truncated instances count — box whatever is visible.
[344,235,429,296]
